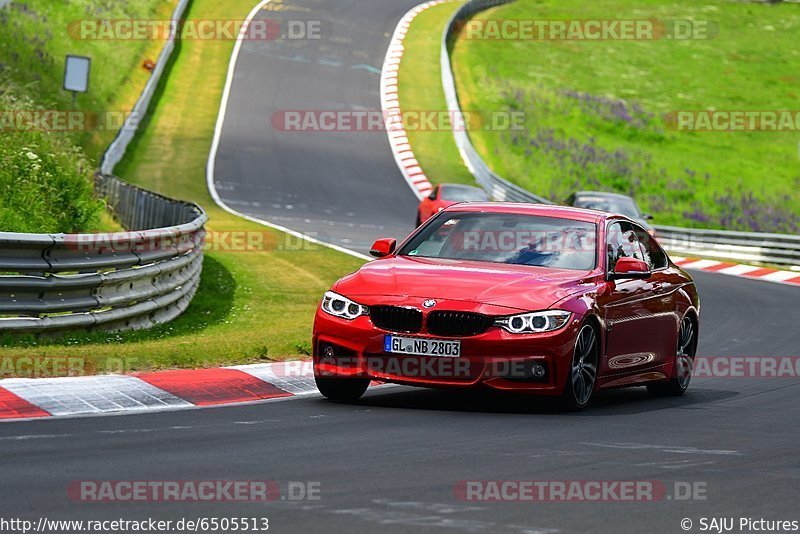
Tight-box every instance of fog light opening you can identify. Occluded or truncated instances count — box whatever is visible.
[531,363,546,379]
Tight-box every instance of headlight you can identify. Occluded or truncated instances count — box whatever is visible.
[494,310,572,334]
[321,291,369,320]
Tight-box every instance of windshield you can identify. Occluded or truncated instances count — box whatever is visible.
[440,185,489,202]
[399,212,597,270]
[574,195,640,218]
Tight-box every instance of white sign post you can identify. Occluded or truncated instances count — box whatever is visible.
[64,55,91,106]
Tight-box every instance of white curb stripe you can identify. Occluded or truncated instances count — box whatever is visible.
[674,258,800,287]
[717,264,762,276]
[760,270,799,282]
[1,375,192,417]
[228,362,318,396]
[681,259,721,270]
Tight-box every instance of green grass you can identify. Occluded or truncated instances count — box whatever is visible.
[0,80,104,233]
[403,0,800,233]
[1,0,175,233]
[0,0,364,375]
[0,0,176,161]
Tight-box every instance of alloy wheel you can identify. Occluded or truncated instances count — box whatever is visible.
[676,317,695,390]
[570,324,599,407]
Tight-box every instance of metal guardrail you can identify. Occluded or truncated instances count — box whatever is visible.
[0,0,207,334]
[653,226,800,266]
[0,175,207,333]
[100,0,191,175]
[441,0,800,268]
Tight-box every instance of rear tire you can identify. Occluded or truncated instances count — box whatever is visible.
[647,316,696,397]
[315,376,370,402]
[560,323,599,411]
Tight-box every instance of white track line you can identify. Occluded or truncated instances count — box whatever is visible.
[205,0,370,262]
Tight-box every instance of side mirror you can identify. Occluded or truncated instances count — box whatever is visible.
[369,238,396,258]
[609,257,651,280]
[643,213,654,221]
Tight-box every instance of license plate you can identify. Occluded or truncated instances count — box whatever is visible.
[384,335,461,358]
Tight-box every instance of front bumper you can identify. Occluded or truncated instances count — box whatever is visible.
[312,304,583,395]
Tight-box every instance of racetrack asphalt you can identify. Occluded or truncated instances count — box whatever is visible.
[211,0,423,254]
[1,1,798,533]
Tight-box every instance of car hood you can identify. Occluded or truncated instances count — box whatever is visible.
[334,256,598,312]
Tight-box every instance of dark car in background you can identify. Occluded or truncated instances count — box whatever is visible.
[566,191,655,236]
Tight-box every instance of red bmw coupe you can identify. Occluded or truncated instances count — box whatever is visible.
[313,203,700,409]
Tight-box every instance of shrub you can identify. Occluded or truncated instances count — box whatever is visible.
[0,80,103,233]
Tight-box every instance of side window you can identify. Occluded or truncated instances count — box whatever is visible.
[633,226,668,270]
[607,222,643,271]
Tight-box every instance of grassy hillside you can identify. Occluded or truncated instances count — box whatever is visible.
[0,0,175,160]
[450,0,800,232]
[0,0,174,233]
[0,0,364,375]
[398,0,799,233]
[0,80,103,232]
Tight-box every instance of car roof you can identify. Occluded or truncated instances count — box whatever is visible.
[573,190,635,201]
[440,183,483,191]
[443,202,608,224]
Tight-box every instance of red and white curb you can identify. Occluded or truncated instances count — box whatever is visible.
[4,260,795,422]
[672,257,800,287]
[381,0,453,200]
[0,362,323,422]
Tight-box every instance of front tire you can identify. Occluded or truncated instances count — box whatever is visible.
[648,316,696,396]
[561,323,599,411]
[315,376,370,402]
